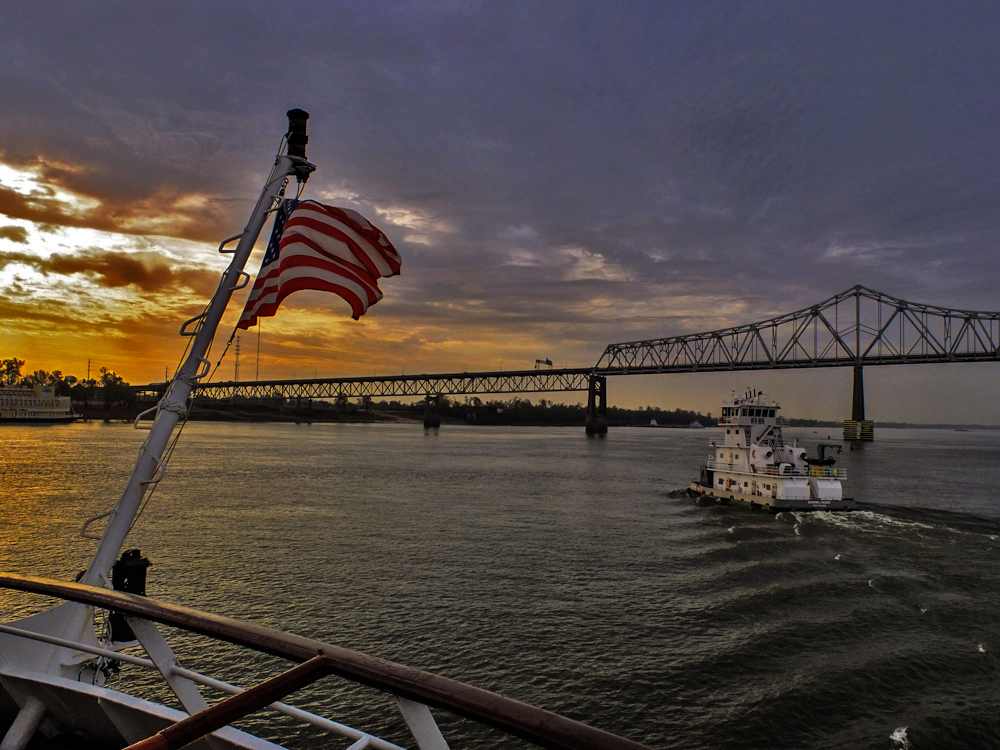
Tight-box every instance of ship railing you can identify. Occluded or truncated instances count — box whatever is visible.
[706,459,845,479]
[0,573,650,750]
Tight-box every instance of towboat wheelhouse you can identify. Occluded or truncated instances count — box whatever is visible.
[690,391,855,511]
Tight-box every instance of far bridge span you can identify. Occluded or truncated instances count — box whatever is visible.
[178,369,593,401]
[134,286,1000,435]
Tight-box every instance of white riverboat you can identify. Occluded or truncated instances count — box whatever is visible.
[0,111,648,750]
[688,391,855,512]
[0,384,79,423]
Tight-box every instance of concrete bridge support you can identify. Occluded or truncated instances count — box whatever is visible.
[585,375,608,435]
[853,364,867,422]
[423,394,441,429]
[843,364,874,441]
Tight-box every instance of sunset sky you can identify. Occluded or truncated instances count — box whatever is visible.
[1,2,998,422]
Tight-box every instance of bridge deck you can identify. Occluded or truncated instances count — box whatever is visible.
[132,286,1000,399]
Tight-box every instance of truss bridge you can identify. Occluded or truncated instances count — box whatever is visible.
[134,286,1000,436]
[595,285,1000,374]
[187,368,592,401]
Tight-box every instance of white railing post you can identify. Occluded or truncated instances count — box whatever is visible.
[397,698,450,750]
[127,618,228,750]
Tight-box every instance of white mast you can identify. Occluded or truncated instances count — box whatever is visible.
[80,110,315,586]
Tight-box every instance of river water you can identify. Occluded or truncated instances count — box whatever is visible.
[1,421,999,749]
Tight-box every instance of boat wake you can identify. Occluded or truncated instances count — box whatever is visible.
[859,502,1000,534]
[665,488,694,499]
[796,504,1000,543]
[806,509,934,534]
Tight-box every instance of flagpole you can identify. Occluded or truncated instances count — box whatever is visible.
[81,111,314,587]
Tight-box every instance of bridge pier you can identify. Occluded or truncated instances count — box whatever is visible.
[843,364,874,441]
[585,375,607,435]
[423,394,441,429]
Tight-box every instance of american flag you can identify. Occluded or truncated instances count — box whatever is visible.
[237,199,401,328]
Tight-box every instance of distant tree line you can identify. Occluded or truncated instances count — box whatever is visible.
[367,395,716,427]
[0,357,135,409]
[194,393,716,426]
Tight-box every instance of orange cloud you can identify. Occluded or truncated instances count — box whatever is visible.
[0,225,27,242]
[0,248,218,295]
[0,182,234,244]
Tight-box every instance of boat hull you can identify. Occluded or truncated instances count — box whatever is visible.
[688,482,856,512]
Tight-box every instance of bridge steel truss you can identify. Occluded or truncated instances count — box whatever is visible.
[131,286,1000,402]
[175,368,594,401]
[595,285,1000,375]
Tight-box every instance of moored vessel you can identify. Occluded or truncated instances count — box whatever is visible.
[0,384,79,423]
[688,391,855,512]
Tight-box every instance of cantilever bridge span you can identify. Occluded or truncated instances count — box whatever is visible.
[594,285,1000,374]
[135,286,1000,433]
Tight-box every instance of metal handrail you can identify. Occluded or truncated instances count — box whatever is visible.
[0,573,652,750]
[706,460,845,479]
[0,622,404,750]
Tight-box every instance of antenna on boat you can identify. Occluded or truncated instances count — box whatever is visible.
[256,319,261,380]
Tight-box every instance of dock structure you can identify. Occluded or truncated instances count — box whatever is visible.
[423,393,441,429]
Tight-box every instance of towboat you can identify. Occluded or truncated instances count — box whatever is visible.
[688,391,855,512]
[0,111,650,750]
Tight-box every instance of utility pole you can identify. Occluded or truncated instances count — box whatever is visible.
[234,336,241,382]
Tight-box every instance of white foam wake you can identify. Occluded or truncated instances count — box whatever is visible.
[808,510,933,534]
[890,726,910,748]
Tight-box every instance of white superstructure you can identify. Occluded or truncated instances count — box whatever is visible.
[689,390,855,511]
[0,384,78,422]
